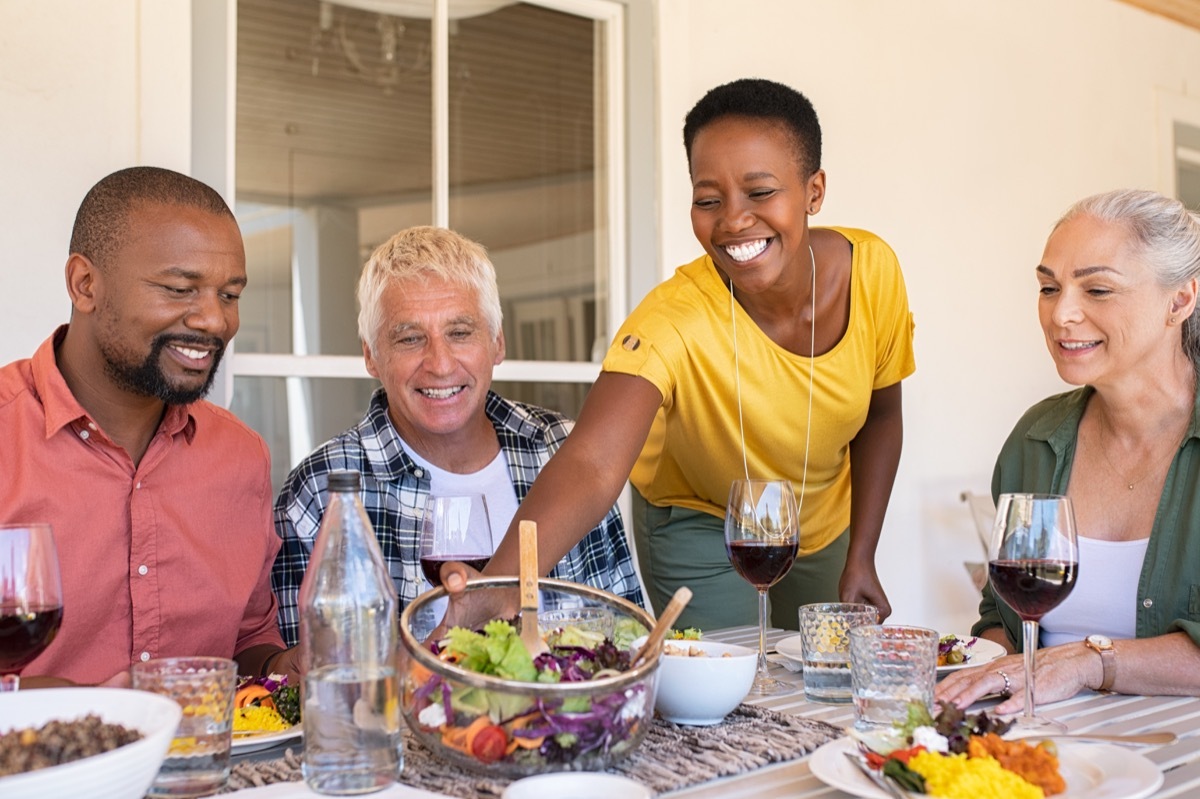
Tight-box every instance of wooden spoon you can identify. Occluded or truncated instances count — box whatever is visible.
[631,586,693,667]
[1024,731,1177,745]
[518,520,548,656]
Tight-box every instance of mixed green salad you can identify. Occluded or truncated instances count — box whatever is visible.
[406,617,651,768]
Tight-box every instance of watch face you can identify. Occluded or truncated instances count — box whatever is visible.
[1087,634,1113,648]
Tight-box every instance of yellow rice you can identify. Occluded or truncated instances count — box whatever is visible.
[233,705,291,732]
[908,751,1044,799]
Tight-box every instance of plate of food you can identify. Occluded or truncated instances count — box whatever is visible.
[811,705,1163,799]
[937,634,1005,674]
[232,675,302,755]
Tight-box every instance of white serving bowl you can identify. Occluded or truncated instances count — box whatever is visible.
[651,638,756,725]
[0,687,182,799]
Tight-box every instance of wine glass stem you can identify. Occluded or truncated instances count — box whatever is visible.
[1021,619,1038,720]
[757,588,770,679]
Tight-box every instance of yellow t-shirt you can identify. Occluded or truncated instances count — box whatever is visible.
[602,227,916,555]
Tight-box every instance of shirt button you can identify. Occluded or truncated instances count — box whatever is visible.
[136,482,142,489]
[1143,598,1154,608]
[138,564,149,576]
[88,422,97,431]
[140,651,151,662]
[79,429,90,440]
[413,468,425,478]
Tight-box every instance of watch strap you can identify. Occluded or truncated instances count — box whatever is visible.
[1087,637,1116,692]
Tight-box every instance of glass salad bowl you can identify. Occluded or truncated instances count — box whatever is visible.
[399,577,660,777]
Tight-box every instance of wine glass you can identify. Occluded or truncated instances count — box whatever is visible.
[987,493,1079,734]
[725,479,800,696]
[415,495,493,639]
[0,523,64,691]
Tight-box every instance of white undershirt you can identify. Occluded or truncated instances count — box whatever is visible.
[1039,536,1148,647]
[400,442,519,561]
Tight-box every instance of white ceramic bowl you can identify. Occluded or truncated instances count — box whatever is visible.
[0,687,182,799]
[651,638,756,726]
[502,772,653,799]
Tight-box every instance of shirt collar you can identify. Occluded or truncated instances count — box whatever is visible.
[355,387,535,481]
[31,325,196,443]
[1026,376,1200,454]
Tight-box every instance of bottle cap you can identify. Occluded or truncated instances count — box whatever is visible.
[327,470,361,492]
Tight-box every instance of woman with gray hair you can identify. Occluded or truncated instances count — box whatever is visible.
[938,188,1200,711]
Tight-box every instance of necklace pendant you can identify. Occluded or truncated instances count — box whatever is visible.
[1128,483,1135,491]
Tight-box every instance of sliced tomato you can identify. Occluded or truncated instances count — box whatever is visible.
[886,745,926,765]
[470,724,508,764]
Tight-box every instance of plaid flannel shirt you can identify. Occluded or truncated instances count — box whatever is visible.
[272,388,644,646]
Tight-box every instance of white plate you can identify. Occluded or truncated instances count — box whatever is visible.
[232,725,303,754]
[775,634,805,664]
[938,635,1006,674]
[809,736,1163,799]
[503,773,652,799]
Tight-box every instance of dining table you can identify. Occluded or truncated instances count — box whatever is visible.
[229,625,1200,798]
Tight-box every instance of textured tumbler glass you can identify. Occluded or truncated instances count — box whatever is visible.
[132,656,237,798]
[798,602,877,704]
[849,625,938,731]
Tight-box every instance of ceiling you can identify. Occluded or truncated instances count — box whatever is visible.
[236,0,597,207]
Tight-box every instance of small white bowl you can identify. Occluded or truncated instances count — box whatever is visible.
[651,638,756,726]
[502,772,652,799]
[0,687,182,799]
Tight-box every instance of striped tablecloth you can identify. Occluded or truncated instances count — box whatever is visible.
[684,626,1200,798]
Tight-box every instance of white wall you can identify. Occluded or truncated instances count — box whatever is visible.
[655,0,1200,632]
[0,0,193,368]
[4,0,1200,635]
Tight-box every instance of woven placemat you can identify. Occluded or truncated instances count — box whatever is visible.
[222,705,842,796]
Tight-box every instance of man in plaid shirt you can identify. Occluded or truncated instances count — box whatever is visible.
[272,226,644,646]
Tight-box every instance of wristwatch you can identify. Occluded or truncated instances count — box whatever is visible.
[1084,634,1116,692]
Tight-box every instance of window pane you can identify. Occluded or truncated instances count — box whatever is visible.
[236,0,434,356]
[231,375,379,492]
[448,2,607,364]
[491,380,589,421]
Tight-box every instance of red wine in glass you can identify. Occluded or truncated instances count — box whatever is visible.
[0,523,64,690]
[0,604,63,672]
[988,559,1077,620]
[727,541,796,590]
[725,478,800,697]
[987,493,1078,734]
[419,556,490,587]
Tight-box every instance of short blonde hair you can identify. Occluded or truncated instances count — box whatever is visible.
[357,226,502,353]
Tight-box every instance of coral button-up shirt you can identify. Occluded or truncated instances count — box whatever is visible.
[0,328,283,683]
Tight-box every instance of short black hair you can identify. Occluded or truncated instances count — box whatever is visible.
[683,78,822,176]
[70,166,234,269]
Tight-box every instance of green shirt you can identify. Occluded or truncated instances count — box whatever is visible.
[973,383,1200,651]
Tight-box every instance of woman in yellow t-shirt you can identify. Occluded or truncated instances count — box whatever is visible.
[454,78,915,630]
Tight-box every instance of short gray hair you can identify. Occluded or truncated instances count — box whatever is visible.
[1055,189,1200,369]
[357,226,503,354]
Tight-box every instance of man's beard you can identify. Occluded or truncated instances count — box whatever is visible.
[103,333,226,405]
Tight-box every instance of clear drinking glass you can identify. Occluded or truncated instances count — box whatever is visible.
[724,479,799,696]
[132,656,237,798]
[0,523,63,691]
[987,493,1079,734]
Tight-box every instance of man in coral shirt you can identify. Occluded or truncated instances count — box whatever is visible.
[0,166,297,686]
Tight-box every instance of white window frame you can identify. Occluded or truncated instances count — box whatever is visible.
[195,0,627,411]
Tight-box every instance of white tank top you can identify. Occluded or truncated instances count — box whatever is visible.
[1039,536,1148,647]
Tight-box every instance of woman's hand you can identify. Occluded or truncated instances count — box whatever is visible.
[936,641,1100,713]
[432,560,512,641]
[838,559,891,620]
